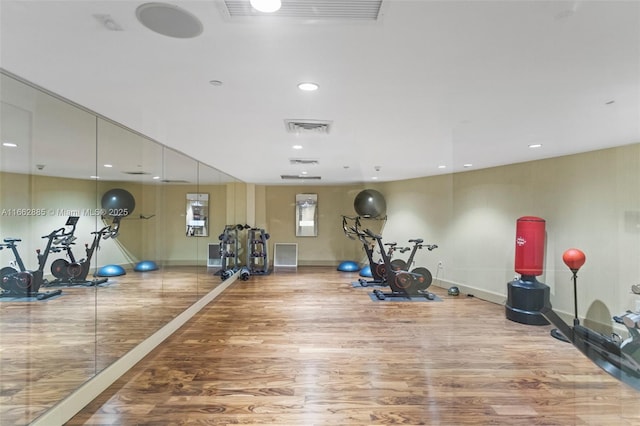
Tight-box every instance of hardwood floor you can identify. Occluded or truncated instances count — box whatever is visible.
[66,267,640,425]
[0,266,220,426]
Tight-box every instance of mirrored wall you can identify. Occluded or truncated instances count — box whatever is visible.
[0,71,239,425]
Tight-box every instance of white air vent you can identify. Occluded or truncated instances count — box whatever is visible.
[161,179,190,183]
[281,175,322,180]
[123,171,151,175]
[223,0,383,20]
[285,119,332,134]
[290,158,319,165]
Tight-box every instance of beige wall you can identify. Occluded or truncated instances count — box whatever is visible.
[262,185,370,266]
[379,144,640,326]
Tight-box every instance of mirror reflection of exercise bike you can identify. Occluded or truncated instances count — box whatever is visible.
[541,248,640,391]
[0,221,76,299]
[46,217,121,287]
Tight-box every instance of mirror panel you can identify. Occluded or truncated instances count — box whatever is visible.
[296,193,318,237]
[0,73,99,425]
[0,72,239,425]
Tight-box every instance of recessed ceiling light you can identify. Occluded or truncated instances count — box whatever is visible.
[2,142,17,147]
[437,165,446,169]
[103,164,113,168]
[152,176,160,180]
[209,80,223,86]
[605,100,615,105]
[250,0,281,13]
[301,171,308,175]
[372,176,378,180]
[463,163,473,168]
[292,145,303,150]
[298,82,319,91]
[528,143,542,149]
[90,175,100,179]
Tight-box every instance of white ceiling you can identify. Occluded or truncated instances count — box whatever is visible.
[1,0,639,185]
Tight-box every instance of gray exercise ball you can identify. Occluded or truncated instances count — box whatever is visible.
[101,188,135,217]
[354,189,386,218]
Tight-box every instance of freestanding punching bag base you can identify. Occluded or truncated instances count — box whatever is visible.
[505,276,550,325]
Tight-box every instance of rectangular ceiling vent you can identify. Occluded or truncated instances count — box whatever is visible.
[281,175,322,180]
[285,119,332,134]
[222,0,383,20]
[123,171,151,175]
[161,179,190,183]
[290,158,319,165]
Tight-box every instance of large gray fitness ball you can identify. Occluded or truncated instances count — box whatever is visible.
[101,188,135,217]
[354,189,386,218]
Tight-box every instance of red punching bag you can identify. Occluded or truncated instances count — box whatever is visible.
[514,216,545,277]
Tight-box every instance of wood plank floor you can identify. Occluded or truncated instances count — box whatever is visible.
[66,267,640,425]
[0,266,220,426]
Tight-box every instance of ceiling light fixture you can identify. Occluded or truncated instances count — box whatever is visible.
[104,164,113,168]
[438,165,446,169]
[250,0,281,13]
[463,163,473,168]
[2,142,17,147]
[209,80,223,86]
[292,145,303,150]
[297,82,319,92]
[528,143,542,149]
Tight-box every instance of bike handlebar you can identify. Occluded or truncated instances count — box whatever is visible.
[42,227,67,239]
[363,228,381,239]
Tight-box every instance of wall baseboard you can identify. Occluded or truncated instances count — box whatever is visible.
[432,278,628,336]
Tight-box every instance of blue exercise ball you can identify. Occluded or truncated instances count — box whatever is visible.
[359,265,373,277]
[134,260,158,272]
[337,261,360,272]
[96,264,126,277]
[101,188,135,217]
[354,189,386,218]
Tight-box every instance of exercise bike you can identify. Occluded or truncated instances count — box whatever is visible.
[46,217,121,287]
[0,222,74,299]
[389,238,438,291]
[347,224,404,287]
[540,248,640,391]
[362,228,435,300]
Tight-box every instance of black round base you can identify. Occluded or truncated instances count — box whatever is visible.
[505,277,550,325]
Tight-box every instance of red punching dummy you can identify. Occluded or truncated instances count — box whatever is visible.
[514,216,545,278]
[505,216,550,325]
